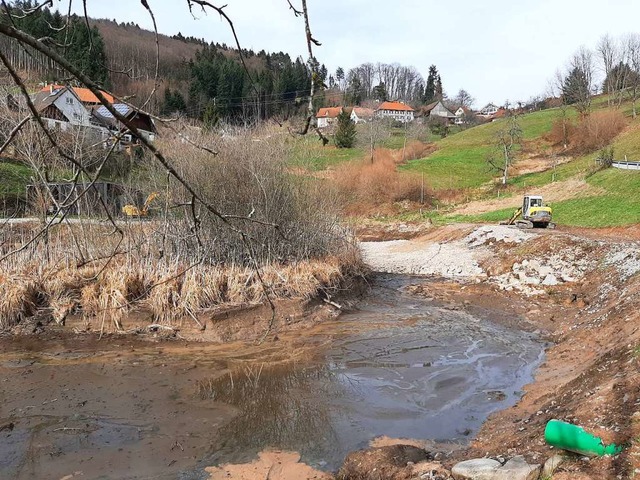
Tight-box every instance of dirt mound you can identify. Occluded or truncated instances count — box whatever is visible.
[337,445,431,480]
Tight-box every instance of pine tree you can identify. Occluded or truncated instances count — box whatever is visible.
[423,65,438,103]
[334,109,356,148]
[562,67,589,107]
[435,74,443,100]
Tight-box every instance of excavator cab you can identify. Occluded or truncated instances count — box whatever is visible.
[523,195,543,218]
[503,195,555,229]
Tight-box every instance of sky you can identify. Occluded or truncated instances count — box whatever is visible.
[64,0,640,107]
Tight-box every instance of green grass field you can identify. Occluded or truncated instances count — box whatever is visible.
[0,160,31,197]
[402,108,574,191]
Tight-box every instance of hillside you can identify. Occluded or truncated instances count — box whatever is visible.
[400,98,640,228]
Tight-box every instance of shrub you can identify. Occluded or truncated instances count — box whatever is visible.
[331,154,430,214]
[596,146,614,168]
[570,110,627,153]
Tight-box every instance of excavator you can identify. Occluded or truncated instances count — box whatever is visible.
[122,191,159,217]
[502,195,555,229]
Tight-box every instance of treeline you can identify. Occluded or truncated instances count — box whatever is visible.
[0,0,109,86]
[180,46,314,123]
[552,33,640,117]
[337,62,427,106]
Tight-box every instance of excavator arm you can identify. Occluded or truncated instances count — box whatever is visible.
[504,207,522,226]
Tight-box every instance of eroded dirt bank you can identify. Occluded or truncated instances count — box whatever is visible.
[356,224,640,480]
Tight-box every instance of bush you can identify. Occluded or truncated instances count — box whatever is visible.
[596,146,614,168]
[547,110,626,154]
[428,116,449,138]
[148,124,352,265]
[570,110,627,153]
[331,154,431,214]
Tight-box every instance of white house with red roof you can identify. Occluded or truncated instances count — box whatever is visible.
[316,106,343,128]
[375,101,414,123]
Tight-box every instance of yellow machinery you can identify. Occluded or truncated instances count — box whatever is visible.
[503,195,555,229]
[122,191,159,217]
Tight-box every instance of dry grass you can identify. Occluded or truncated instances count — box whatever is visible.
[547,110,628,154]
[0,222,363,331]
[331,146,433,215]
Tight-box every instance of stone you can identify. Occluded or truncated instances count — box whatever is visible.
[542,454,566,478]
[493,456,541,480]
[541,274,559,286]
[451,458,501,479]
[537,266,553,277]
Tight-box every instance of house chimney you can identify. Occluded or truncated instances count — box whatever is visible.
[50,84,53,94]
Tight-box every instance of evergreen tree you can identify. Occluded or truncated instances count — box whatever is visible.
[345,74,363,105]
[202,100,220,130]
[423,65,438,103]
[435,74,443,100]
[562,67,590,106]
[334,109,356,148]
[161,88,187,115]
[63,16,110,86]
[372,82,387,102]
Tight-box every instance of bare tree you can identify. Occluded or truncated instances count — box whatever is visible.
[548,69,571,149]
[597,34,618,105]
[567,46,595,116]
[487,112,522,185]
[454,89,475,108]
[625,34,640,118]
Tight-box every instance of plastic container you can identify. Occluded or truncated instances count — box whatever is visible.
[544,419,624,457]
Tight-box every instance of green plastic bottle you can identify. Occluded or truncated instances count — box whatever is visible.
[544,420,624,457]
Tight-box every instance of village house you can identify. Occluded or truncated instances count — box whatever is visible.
[454,106,472,125]
[419,100,456,124]
[33,84,156,147]
[92,103,157,144]
[316,106,343,128]
[33,85,99,132]
[350,107,374,124]
[479,103,499,117]
[375,101,414,123]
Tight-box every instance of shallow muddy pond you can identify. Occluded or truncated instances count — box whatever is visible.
[202,275,544,471]
[0,274,544,479]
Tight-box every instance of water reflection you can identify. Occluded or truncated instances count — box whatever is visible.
[200,275,544,471]
[200,362,344,467]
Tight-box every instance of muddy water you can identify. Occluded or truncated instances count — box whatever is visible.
[203,275,544,471]
[0,275,544,479]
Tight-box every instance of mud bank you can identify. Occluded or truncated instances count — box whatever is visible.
[0,271,543,479]
[3,223,640,479]
[357,224,640,479]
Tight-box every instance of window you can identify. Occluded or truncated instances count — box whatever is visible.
[66,97,73,105]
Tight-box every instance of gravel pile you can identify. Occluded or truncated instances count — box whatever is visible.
[360,239,484,278]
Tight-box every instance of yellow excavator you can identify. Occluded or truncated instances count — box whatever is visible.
[122,191,159,217]
[502,195,555,229]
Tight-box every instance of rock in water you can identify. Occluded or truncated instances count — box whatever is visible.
[451,458,501,479]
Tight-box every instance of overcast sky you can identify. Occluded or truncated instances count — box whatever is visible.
[65,0,640,107]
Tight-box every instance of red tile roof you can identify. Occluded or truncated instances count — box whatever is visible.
[378,101,414,112]
[352,107,374,118]
[316,107,342,118]
[40,85,115,104]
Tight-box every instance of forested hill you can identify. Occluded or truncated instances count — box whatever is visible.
[1,1,327,123]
